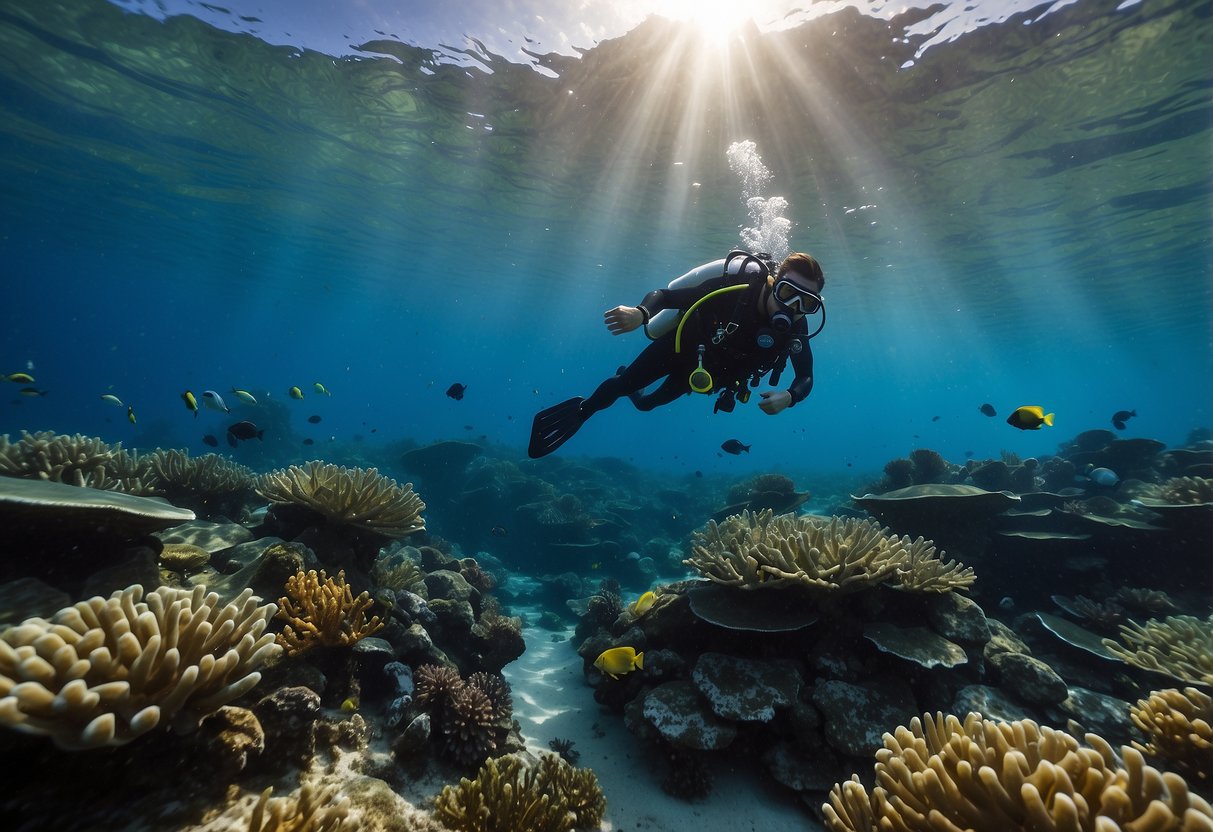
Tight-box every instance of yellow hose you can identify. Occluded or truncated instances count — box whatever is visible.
[673,284,749,353]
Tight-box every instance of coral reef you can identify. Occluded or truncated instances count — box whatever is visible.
[823,712,1213,831]
[0,431,151,493]
[1103,615,1213,686]
[248,784,350,832]
[1143,476,1213,505]
[143,449,255,501]
[412,664,514,767]
[0,585,280,749]
[276,569,384,655]
[444,683,498,767]
[432,753,606,832]
[684,510,974,593]
[1130,688,1213,787]
[371,549,427,594]
[257,462,426,538]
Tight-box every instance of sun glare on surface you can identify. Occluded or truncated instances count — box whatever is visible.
[652,0,753,43]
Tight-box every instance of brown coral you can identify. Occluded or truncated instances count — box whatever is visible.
[414,663,463,711]
[143,449,255,498]
[0,431,152,493]
[248,783,349,832]
[1103,615,1213,687]
[256,462,426,538]
[1146,476,1213,505]
[1131,687,1213,787]
[276,569,384,656]
[467,671,513,723]
[824,712,1213,831]
[443,682,498,766]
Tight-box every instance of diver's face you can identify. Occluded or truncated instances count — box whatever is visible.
[768,274,823,318]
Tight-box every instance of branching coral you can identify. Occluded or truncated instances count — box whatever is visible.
[248,784,349,832]
[432,754,606,832]
[1112,587,1178,616]
[684,510,974,593]
[371,552,427,594]
[144,449,255,498]
[1143,477,1213,505]
[257,462,426,538]
[0,431,152,493]
[276,569,384,656]
[0,585,280,749]
[823,712,1213,831]
[414,663,463,710]
[1131,688,1213,787]
[414,665,514,767]
[1103,615,1213,687]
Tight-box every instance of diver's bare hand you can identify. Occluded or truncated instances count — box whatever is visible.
[759,390,792,415]
[604,306,643,335]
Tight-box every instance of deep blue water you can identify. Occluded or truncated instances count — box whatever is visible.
[0,0,1209,485]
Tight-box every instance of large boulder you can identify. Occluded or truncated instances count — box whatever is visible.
[691,653,801,722]
[812,677,917,758]
[642,681,738,750]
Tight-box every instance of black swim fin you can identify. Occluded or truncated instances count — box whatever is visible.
[528,397,586,458]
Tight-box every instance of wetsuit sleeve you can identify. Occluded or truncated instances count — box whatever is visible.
[786,340,814,405]
[636,277,730,320]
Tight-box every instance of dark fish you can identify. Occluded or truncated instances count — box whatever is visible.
[307,415,322,424]
[931,415,940,422]
[694,470,703,478]
[303,438,314,446]
[964,450,974,458]
[491,526,508,537]
[370,428,377,433]
[979,403,996,417]
[721,439,751,455]
[464,424,473,430]
[446,383,466,400]
[202,434,219,447]
[19,387,47,397]
[1111,409,1136,430]
[226,420,264,446]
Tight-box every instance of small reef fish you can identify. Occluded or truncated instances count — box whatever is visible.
[594,646,643,680]
[721,439,750,455]
[302,438,314,446]
[127,406,137,424]
[230,388,258,405]
[446,383,467,400]
[490,526,508,537]
[202,434,219,448]
[340,697,359,712]
[202,390,230,413]
[4,372,35,383]
[100,394,124,407]
[1111,409,1136,431]
[979,403,997,417]
[1087,467,1120,487]
[629,591,657,616]
[19,387,47,397]
[182,390,199,417]
[931,415,940,422]
[307,415,322,424]
[289,386,304,400]
[1006,405,1054,430]
[314,382,331,396]
[226,420,264,447]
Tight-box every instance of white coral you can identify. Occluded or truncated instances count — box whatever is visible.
[0,584,280,749]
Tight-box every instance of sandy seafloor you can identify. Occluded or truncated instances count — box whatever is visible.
[503,609,821,832]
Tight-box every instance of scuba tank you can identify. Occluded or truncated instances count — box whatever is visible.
[644,251,772,340]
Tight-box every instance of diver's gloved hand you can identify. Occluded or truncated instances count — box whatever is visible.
[604,305,644,335]
[758,389,793,415]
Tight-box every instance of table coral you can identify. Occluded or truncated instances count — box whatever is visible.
[0,584,280,749]
[823,712,1213,831]
[276,569,384,655]
[256,461,426,538]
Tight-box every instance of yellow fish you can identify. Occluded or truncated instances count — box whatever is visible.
[4,372,34,383]
[127,406,137,425]
[1006,405,1054,431]
[100,393,123,407]
[594,646,643,680]
[629,591,657,616]
[340,696,359,712]
[289,386,304,400]
[181,390,198,417]
[313,382,331,396]
[231,388,258,405]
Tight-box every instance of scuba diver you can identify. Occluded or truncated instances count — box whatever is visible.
[528,249,825,458]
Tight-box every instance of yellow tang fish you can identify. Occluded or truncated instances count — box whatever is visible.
[313,382,331,396]
[127,406,137,425]
[231,388,258,405]
[1006,405,1054,431]
[629,591,658,616]
[4,372,34,384]
[594,646,644,680]
[181,390,198,417]
[289,386,304,400]
[340,696,359,712]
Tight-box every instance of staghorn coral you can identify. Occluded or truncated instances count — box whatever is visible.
[1112,587,1178,616]
[0,430,152,493]
[0,584,280,749]
[371,552,427,594]
[144,449,255,498]
[276,569,384,656]
[1131,688,1213,787]
[433,753,606,832]
[248,783,349,832]
[684,510,974,593]
[1143,476,1213,505]
[823,712,1213,831]
[1103,615,1213,687]
[257,462,426,538]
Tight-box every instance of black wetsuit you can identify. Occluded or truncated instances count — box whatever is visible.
[581,274,815,418]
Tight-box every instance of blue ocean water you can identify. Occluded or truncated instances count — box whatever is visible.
[0,0,1209,486]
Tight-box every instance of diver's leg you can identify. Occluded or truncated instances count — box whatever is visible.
[580,334,675,419]
[629,373,690,411]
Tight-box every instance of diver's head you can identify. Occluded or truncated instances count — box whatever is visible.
[766,252,825,327]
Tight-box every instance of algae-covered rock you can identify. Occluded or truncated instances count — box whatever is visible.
[863,622,968,669]
[691,652,801,722]
[952,684,1038,723]
[642,681,737,750]
[812,677,916,758]
[991,652,1069,706]
[926,593,991,644]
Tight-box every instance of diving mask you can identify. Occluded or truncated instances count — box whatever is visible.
[773,278,822,315]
